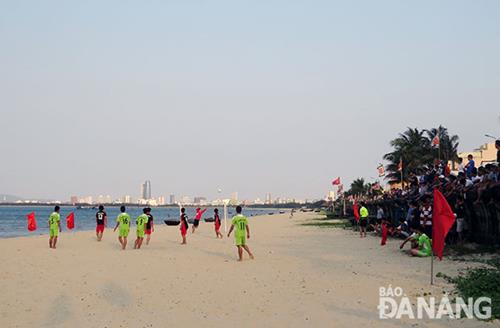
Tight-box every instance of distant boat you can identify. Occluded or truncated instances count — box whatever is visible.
[279,211,285,214]
[164,219,180,226]
[268,212,274,215]
[204,217,215,223]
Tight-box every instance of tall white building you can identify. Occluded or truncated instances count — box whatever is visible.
[141,180,152,200]
[265,193,272,205]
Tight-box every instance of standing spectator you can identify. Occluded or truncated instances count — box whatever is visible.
[456,157,465,173]
[419,196,433,237]
[455,198,466,244]
[376,206,385,223]
[496,140,500,164]
[465,154,475,178]
[359,203,369,238]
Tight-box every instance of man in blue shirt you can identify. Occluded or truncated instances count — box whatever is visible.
[465,154,475,178]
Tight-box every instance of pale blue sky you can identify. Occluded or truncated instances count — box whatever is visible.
[1,0,499,201]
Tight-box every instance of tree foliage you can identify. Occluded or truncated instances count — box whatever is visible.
[383,126,459,184]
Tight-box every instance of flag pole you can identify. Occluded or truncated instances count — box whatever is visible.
[223,201,228,233]
[430,252,434,285]
[400,159,404,189]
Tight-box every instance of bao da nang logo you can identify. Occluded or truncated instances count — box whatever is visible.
[378,285,492,320]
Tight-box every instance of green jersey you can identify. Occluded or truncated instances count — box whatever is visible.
[360,207,369,219]
[117,213,131,229]
[49,212,60,229]
[136,214,149,232]
[232,214,248,237]
[417,233,432,256]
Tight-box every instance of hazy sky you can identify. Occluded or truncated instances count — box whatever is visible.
[1,0,499,201]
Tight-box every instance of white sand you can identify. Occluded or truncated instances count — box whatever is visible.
[0,212,496,328]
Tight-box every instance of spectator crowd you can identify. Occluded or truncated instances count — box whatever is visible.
[359,140,500,253]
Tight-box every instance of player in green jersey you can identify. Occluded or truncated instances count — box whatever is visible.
[134,208,149,249]
[48,205,62,249]
[227,206,254,261]
[113,206,131,250]
[399,224,432,257]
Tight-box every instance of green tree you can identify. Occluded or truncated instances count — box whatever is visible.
[383,127,432,184]
[349,178,369,196]
[425,125,460,162]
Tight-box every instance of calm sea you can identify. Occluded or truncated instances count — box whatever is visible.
[0,206,281,238]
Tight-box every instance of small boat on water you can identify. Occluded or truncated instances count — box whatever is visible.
[164,219,180,226]
[279,211,285,214]
[204,217,215,223]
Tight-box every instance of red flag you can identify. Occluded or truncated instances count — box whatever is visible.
[432,189,456,260]
[26,212,37,231]
[66,212,75,230]
[432,135,440,148]
[381,222,388,246]
[332,177,341,186]
[353,201,360,223]
[377,164,385,177]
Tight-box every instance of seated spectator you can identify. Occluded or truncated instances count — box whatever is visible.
[395,218,411,239]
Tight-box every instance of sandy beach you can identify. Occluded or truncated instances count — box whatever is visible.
[0,212,496,328]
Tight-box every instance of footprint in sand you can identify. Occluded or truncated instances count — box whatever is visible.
[42,293,73,327]
[100,282,132,308]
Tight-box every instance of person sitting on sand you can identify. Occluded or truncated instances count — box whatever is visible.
[227,206,254,261]
[134,208,149,249]
[192,207,207,233]
[399,224,432,257]
[359,203,369,238]
[180,208,189,245]
[113,206,131,250]
[95,205,107,242]
[48,205,62,249]
[214,208,223,239]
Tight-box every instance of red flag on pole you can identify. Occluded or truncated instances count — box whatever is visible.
[337,184,344,194]
[377,164,385,177]
[331,177,341,186]
[66,212,75,230]
[432,189,456,260]
[397,159,403,172]
[353,201,360,223]
[432,135,440,148]
[26,212,37,231]
[381,222,388,246]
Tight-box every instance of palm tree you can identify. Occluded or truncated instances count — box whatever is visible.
[425,125,460,162]
[383,127,432,184]
[349,178,369,196]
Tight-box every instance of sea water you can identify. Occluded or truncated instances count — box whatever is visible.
[0,206,280,238]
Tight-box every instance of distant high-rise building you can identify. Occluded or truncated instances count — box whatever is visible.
[70,196,78,205]
[158,196,166,205]
[180,196,191,204]
[141,180,152,200]
[265,193,272,205]
[169,194,176,205]
[231,192,238,202]
[194,197,207,205]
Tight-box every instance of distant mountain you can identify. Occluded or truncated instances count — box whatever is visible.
[0,194,24,203]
